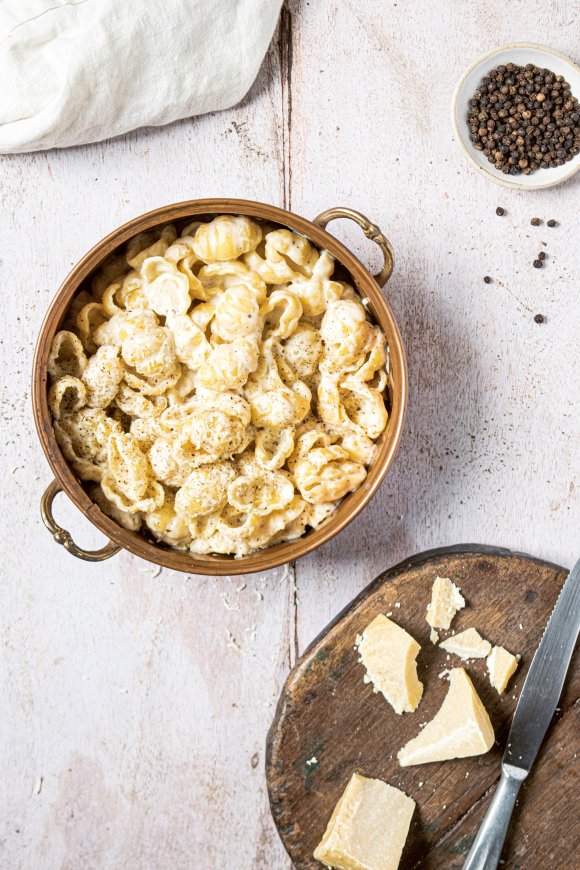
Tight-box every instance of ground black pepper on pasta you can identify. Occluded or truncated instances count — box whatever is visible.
[467,63,580,175]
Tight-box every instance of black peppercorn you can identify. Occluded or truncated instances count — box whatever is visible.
[466,63,580,175]
[547,219,558,227]
[483,275,492,283]
[534,314,545,323]
[495,206,505,215]
[533,259,543,268]
[538,251,546,260]
[530,217,541,225]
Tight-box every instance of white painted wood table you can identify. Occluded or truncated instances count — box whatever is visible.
[1,2,578,868]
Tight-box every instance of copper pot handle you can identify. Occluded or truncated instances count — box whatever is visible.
[313,207,394,288]
[40,480,120,562]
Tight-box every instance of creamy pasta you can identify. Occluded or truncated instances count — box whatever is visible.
[48,215,390,557]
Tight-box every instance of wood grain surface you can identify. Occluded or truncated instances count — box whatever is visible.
[0,1,578,868]
[266,548,577,868]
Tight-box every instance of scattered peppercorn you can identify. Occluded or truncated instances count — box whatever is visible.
[547,219,558,227]
[534,313,545,323]
[483,275,492,283]
[533,259,543,268]
[496,206,505,215]
[538,251,546,260]
[467,63,580,175]
[531,217,541,226]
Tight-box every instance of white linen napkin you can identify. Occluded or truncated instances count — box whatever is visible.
[0,0,282,154]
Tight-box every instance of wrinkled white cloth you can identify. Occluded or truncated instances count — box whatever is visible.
[0,0,282,153]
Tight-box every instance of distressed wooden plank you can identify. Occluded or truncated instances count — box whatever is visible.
[0,28,292,870]
[288,0,579,653]
[266,549,577,868]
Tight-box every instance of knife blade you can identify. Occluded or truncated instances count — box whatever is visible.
[463,556,580,870]
[503,555,580,773]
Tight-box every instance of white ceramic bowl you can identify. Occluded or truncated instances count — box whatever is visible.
[452,43,580,190]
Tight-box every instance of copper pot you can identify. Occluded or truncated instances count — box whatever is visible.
[32,199,407,575]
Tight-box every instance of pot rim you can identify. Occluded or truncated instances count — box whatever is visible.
[32,198,408,575]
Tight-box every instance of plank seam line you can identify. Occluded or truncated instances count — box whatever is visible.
[279,2,293,210]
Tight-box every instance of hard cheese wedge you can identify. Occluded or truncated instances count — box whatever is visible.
[425,576,465,630]
[440,628,491,660]
[356,615,423,714]
[313,773,415,870]
[487,645,520,693]
[397,667,494,766]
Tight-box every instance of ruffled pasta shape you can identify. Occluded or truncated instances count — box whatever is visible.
[76,302,108,353]
[126,225,177,270]
[285,251,345,317]
[82,346,125,409]
[291,441,367,504]
[165,315,211,369]
[228,466,295,517]
[197,338,259,391]
[193,215,262,263]
[212,285,262,342]
[174,463,235,519]
[121,324,176,377]
[320,298,374,373]
[255,427,295,471]
[101,433,164,514]
[144,489,192,549]
[54,408,122,482]
[260,288,303,339]
[278,323,322,380]
[48,376,87,420]
[197,261,267,306]
[48,331,88,379]
[141,256,191,317]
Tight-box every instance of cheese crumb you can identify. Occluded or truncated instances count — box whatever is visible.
[226,630,242,652]
[487,645,519,693]
[430,629,439,645]
[356,615,423,714]
[221,594,240,611]
[33,776,43,795]
[306,756,318,766]
[426,577,465,630]
[440,628,491,660]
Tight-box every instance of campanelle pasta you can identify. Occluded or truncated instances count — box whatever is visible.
[48,215,390,557]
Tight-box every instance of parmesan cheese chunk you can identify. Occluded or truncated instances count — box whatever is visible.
[313,773,415,870]
[487,645,519,693]
[397,668,494,766]
[440,628,491,660]
[425,576,465,630]
[356,615,423,714]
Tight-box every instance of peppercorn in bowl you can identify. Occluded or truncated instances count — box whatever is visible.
[453,44,580,190]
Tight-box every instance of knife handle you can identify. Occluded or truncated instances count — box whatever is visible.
[463,768,525,870]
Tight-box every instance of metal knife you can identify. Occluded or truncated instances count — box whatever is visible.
[463,556,580,870]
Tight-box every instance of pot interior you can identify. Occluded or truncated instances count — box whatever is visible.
[34,201,406,574]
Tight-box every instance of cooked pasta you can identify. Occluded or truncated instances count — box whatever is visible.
[48,214,390,557]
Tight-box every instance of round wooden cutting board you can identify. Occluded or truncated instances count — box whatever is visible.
[266,545,578,869]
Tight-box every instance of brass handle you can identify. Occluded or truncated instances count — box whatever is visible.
[40,480,120,562]
[313,207,394,287]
